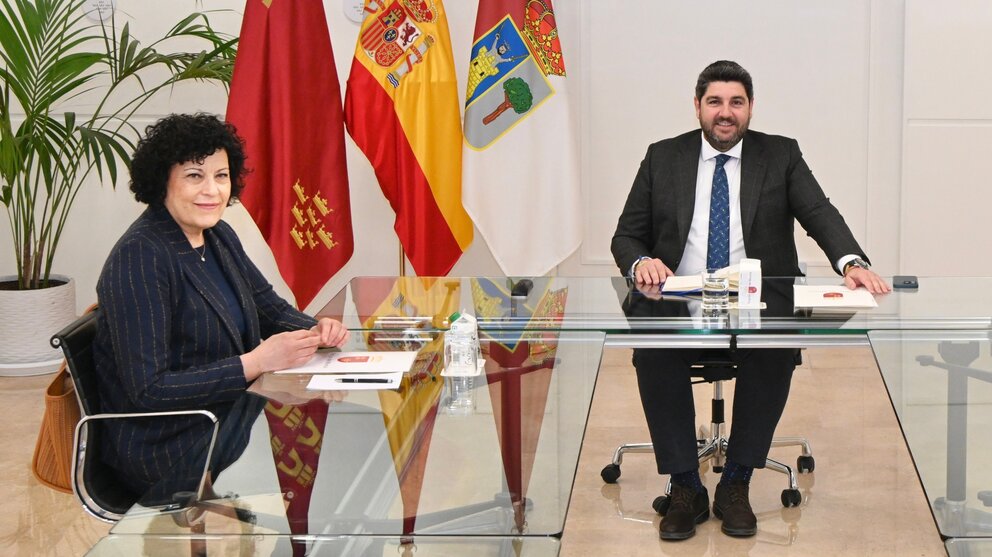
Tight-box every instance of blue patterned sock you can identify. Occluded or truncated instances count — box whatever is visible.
[671,469,704,492]
[720,460,754,485]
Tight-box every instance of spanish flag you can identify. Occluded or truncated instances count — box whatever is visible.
[345,0,472,276]
[227,0,353,309]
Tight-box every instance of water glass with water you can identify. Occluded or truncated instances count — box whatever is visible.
[701,268,730,312]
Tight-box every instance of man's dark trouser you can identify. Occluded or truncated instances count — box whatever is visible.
[633,348,797,474]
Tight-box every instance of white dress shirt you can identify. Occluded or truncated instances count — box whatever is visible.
[675,133,746,276]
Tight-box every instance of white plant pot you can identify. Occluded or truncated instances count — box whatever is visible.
[0,275,77,376]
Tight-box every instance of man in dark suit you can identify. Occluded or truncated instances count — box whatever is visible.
[611,60,890,540]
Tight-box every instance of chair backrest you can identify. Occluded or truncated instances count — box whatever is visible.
[50,308,101,416]
[50,308,138,520]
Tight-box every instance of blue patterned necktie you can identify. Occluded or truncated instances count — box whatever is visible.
[706,154,732,270]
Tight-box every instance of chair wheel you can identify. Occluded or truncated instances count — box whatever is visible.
[653,495,671,515]
[797,455,815,473]
[601,463,621,484]
[781,488,801,507]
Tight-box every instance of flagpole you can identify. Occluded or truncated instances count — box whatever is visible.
[399,246,406,277]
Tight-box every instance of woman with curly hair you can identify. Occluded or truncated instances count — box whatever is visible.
[93,113,349,494]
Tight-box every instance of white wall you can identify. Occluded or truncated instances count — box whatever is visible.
[901,0,992,274]
[2,0,987,316]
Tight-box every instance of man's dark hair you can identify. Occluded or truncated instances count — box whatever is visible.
[695,60,754,101]
[129,113,249,206]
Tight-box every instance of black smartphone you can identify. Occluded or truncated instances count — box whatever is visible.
[893,275,919,289]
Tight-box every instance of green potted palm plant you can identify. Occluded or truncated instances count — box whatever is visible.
[0,0,238,374]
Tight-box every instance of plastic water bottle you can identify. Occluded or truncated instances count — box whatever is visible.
[444,312,480,414]
[446,376,475,414]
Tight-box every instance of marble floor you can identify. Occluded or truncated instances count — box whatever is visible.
[0,347,947,556]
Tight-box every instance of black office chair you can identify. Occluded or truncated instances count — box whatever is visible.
[51,308,219,522]
[600,354,814,510]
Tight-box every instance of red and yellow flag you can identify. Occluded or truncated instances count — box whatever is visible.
[345,0,472,276]
[227,0,353,309]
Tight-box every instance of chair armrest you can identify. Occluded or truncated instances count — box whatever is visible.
[79,409,218,425]
[73,410,220,521]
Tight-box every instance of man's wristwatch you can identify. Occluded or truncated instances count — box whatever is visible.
[843,257,870,275]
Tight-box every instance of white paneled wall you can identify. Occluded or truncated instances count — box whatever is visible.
[902,0,992,275]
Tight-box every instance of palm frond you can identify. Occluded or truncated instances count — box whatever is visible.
[0,0,239,287]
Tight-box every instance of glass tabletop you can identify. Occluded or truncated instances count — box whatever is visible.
[316,276,992,336]
[110,329,605,540]
[946,539,992,556]
[87,534,561,556]
[870,330,992,539]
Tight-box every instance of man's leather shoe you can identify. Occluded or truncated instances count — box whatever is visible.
[659,484,709,541]
[713,480,757,537]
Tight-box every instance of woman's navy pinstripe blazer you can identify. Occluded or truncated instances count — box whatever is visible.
[93,205,316,492]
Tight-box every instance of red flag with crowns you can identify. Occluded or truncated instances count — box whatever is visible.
[264,399,328,556]
[227,0,353,309]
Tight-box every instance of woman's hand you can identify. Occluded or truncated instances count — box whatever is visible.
[251,372,349,405]
[240,329,322,381]
[312,318,350,348]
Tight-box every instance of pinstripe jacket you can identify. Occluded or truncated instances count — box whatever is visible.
[93,205,316,492]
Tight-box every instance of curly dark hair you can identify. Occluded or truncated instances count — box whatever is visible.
[129,113,249,206]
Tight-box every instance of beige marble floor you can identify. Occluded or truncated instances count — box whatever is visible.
[0,347,947,556]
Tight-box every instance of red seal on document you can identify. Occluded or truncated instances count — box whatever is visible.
[823,292,844,298]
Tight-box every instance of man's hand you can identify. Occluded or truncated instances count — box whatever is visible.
[844,267,891,294]
[634,257,675,286]
[634,281,663,300]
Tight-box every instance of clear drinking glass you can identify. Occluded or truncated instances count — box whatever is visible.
[701,268,730,312]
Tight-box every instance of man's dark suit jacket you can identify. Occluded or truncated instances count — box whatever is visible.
[94,205,315,492]
[612,129,867,276]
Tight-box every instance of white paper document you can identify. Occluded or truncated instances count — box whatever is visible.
[793,285,878,310]
[661,275,704,294]
[275,350,418,375]
[306,372,403,391]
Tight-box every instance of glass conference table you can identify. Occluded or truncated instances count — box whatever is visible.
[92,276,992,555]
[316,276,992,344]
[93,329,604,557]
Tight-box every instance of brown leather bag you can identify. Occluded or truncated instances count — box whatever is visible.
[31,363,80,494]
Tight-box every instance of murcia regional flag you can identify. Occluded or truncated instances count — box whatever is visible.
[345,0,472,276]
[226,0,354,309]
[463,0,580,276]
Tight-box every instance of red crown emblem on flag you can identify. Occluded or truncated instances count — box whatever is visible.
[524,0,565,77]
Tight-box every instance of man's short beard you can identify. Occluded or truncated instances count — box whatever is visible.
[703,121,748,151]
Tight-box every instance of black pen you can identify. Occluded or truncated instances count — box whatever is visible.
[337,378,391,383]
